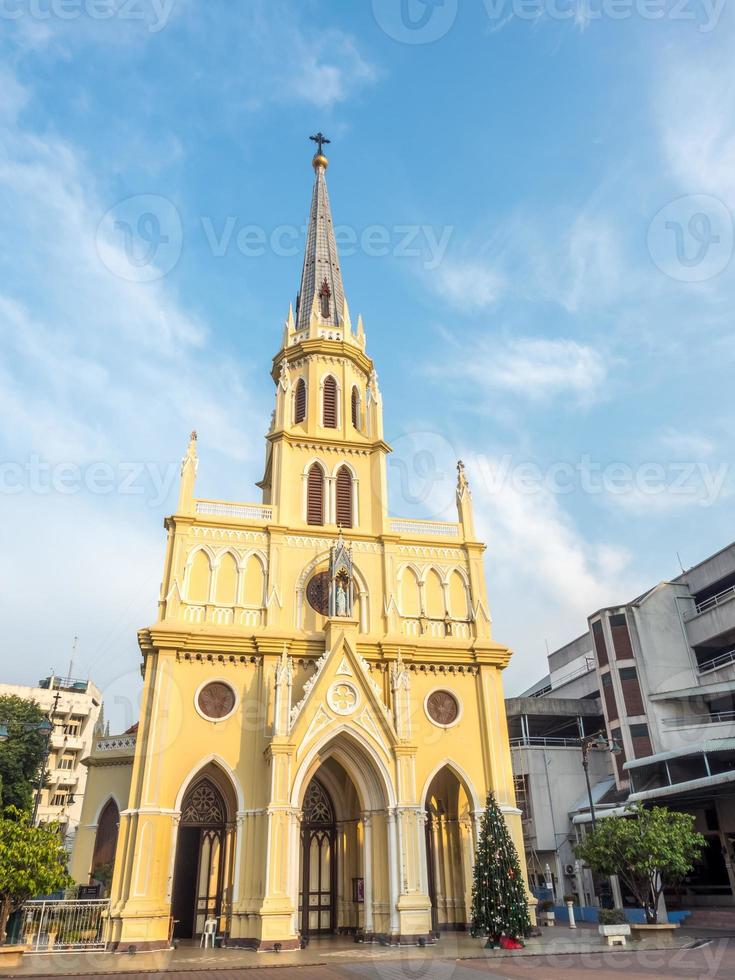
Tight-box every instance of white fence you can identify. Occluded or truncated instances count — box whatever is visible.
[21,900,110,952]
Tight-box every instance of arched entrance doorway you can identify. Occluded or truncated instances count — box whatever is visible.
[424,767,474,933]
[171,766,237,940]
[295,737,394,941]
[300,778,336,935]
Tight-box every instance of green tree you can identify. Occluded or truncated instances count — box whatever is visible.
[470,791,531,947]
[0,697,48,812]
[575,804,705,923]
[0,807,73,942]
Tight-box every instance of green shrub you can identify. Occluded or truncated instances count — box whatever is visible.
[598,908,627,925]
[536,899,554,913]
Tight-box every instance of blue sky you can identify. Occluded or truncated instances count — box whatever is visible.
[1,0,733,728]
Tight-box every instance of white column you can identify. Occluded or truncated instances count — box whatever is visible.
[165,815,181,903]
[362,811,374,935]
[290,809,302,934]
[418,810,429,896]
[232,812,246,903]
[387,808,400,934]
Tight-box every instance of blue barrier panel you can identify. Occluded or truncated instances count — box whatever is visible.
[550,906,691,925]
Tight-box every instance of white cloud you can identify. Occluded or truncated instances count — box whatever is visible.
[429,335,608,406]
[467,451,640,692]
[282,34,378,110]
[0,65,29,122]
[655,17,735,208]
[658,428,716,458]
[433,260,506,311]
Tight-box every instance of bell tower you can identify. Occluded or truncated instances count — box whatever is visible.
[258,137,390,536]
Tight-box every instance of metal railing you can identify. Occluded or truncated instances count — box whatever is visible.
[388,517,460,537]
[663,710,735,729]
[510,736,583,748]
[22,900,110,952]
[550,658,596,690]
[693,584,735,615]
[697,648,735,675]
[195,500,273,521]
[529,684,552,698]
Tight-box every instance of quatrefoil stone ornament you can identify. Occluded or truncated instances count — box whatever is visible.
[327,680,360,716]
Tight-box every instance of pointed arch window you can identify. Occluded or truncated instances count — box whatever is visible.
[91,798,120,894]
[323,376,338,429]
[319,279,331,319]
[307,463,325,526]
[351,386,360,430]
[294,378,306,424]
[336,466,353,528]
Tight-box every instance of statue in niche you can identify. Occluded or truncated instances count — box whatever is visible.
[328,530,354,618]
[336,572,349,616]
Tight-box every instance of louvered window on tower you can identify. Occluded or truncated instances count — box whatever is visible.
[307,464,325,526]
[294,378,306,424]
[323,376,338,428]
[351,386,359,430]
[336,466,353,528]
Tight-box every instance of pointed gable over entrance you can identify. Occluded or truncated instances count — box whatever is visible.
[289,624,397,763]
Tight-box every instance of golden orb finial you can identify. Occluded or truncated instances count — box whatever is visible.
[312,153,329,171]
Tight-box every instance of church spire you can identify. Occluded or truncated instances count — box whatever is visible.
[295,134,346,335]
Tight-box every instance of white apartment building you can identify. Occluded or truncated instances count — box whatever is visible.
[0,674,103,844]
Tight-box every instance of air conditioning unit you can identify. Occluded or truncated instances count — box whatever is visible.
[564,864,575,876]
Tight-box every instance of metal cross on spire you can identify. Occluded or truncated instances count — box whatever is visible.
[310,132,331,155]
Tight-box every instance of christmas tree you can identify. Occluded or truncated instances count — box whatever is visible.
[470,791,532,949]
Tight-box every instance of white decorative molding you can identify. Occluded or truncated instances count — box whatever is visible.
[356,654,392,722]
[301,703,332,747]
[285,534,381,554]
[355,705,386,751]
[336,655,353,677]
[96,735,137,753]
[191,526,268,544]
[397,545,464,559]
[289,652,328,726]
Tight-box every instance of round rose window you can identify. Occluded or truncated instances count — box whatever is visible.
[197,682,236,720]
[306,571,330,615]
[426,690,459,727]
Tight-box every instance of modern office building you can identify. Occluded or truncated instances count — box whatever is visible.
[0,674,103,843]
[511,540,735,906]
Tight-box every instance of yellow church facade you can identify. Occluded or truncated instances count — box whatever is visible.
[71,144,529,951]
